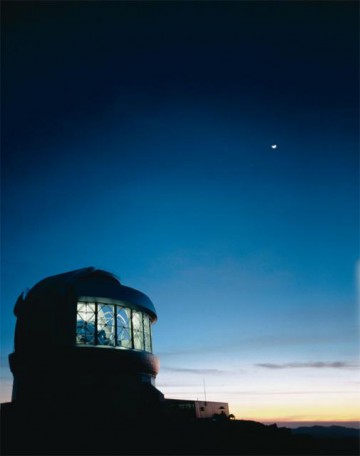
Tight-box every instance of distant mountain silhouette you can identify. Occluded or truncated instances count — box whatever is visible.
[288,425,360,456]
[292,425,359,439]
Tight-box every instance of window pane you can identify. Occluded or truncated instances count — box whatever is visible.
[132,311,144,350]
[116,307,132,348]
[143,314,152,352]
[97,304,115,346]
[76,303,96,345]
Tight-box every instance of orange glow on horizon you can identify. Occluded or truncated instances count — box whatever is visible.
[229,402,360,424]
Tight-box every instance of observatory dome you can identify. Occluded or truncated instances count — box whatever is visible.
[13,267,157,351]
[9,267,162,406]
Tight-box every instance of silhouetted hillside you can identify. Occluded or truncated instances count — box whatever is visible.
[1,402,359,455]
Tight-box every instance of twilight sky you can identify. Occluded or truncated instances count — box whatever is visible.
[1,1,359,426]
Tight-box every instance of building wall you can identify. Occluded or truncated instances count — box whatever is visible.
[194,400,229,419]
[163,398,229,420]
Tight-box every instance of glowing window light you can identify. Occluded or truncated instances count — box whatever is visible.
[117,307,132,348]
[76,303,96,345]
[144,314,152,352]
[132,310,144,350]
[76,301,152,353]
[97,304,115,346]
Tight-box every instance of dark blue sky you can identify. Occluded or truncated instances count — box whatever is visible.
[1,1,359,422]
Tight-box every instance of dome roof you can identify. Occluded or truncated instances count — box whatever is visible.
[15,267,157,321]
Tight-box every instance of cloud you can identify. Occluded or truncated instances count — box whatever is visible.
[161,365,225,375]
[255,361,358,370]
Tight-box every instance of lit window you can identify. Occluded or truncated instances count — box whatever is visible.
[76,301,152,353]
[116,307,132,348]
[97,304,115,346]
[144,314,152,352]
[132,310,144,350]
[76,303,96,345]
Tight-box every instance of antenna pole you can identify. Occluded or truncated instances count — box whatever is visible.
[203,378,207,404]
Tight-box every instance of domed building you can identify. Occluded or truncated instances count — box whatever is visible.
[9,267,164,416]
[1,267,233,454]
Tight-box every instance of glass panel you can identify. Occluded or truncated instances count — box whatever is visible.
[76,303,96,345]
[143,314,152,352]
[97,304,115,346]
[132,310,144,350]
[116,306,132,348]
